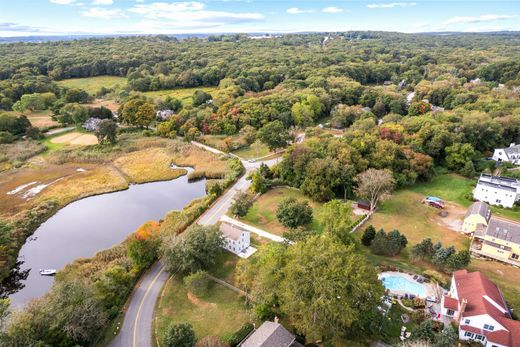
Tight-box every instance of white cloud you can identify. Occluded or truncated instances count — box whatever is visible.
[128,2,263,28]
[82,7,126,19]
[50,0,77,4]
[92,0,113,5]
[445,14,516,25]
[286,7,313,14]
[322,6,344,13]
[367,2,416,9]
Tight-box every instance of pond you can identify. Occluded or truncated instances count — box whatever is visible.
[5,166,206,307]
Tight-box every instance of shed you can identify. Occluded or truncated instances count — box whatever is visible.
[357,200,371,211]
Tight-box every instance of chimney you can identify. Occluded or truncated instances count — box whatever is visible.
[274,316,279,324]
[511,143,516,147]
[457,298,468,322]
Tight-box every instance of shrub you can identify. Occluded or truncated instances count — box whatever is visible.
[183,270,210,297]
[230,192,254,217]
[361,225,376,246]
[225,323,254,347]
[163,323,196,347]
[0,131,15,144]
[276,197,313,229]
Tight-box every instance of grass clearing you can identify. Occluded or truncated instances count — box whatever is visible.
[143,86,217,105]
[171,144,232,180]
[85,98,120,112]
[370,190,469,249]
[232,142,272,160]
[57,76,127,94]
[240,187,325,236]
[50,131,98,145]
[155,277,251,344]
[6,110,58,129]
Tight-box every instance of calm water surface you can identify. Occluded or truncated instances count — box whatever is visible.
[7,167,206,307]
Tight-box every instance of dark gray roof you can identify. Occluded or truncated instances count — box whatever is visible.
[465,201,491,221]
[477,174,519,193]
[503,144,520,156]
[241,322,300,347]
[485,218,520,244]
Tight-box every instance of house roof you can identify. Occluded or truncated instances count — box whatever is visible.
[443,295,459,311]
[220,223,245,241]
[240,321,303,347]
[485,218,520,244]
[477,174,520,193]
[454,270,520,347]
[503,144,520,156]
[465,201,491,221]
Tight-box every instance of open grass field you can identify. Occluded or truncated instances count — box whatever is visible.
[85,98,120,112]
[6,110,59,129]
[50,131,98,145]
[143,86,217,105]
[155,277,252,344]
[57,76,127,94]
[370,190,469,249]
[232,142,272,160]
[240,187,326,236]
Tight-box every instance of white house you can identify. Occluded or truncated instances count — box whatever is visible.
[473,174,520,208]
[493,143,520,165]
[219,222,255,258]
[440,270,520,347]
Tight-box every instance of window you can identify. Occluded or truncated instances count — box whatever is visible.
[447,309,455,316]
[484,324,494,331]
[475,334,484,341]
[464,331,474,338]
[512,253,519,260]
[464,319,471,324]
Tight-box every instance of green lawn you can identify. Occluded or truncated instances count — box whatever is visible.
[232,142,272,160]
[143,86,217,105]
[409,173,474,207]
[57,76,127,94]
[369,189,469,249]
[240,187,325,236]
[154,277,252,345]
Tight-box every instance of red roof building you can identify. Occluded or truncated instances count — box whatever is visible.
[440,270,520,347]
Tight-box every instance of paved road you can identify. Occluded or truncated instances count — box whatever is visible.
[106,146,280,347]
[108,261,168,347]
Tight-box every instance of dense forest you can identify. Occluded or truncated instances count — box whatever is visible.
[1,32,520,109]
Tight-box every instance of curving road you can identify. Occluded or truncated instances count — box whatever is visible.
[107,147,280,347]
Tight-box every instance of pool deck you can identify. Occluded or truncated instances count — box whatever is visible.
[379,271,437,299]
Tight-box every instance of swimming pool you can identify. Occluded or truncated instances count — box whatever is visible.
[380,274,426,297]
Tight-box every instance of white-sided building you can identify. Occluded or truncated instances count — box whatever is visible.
[473,174,520,208]
[440,270,520,347]
[220,222,255,258]
[493,143,520,165]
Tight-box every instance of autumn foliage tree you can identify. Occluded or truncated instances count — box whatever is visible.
[127,221,161,270]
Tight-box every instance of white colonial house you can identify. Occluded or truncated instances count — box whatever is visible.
[473,174,520,208]
[441,270,520,347]
[219,222,256,258]
[493,143,520,165]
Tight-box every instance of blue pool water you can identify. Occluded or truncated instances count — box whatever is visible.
[380,274,426,297]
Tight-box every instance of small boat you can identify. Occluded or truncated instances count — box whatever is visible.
[39,269,57,276]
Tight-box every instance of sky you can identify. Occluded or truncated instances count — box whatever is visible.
[0,0,519,37]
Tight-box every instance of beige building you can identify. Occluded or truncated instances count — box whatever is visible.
[462,201,491,234]
[463,202,520,267]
